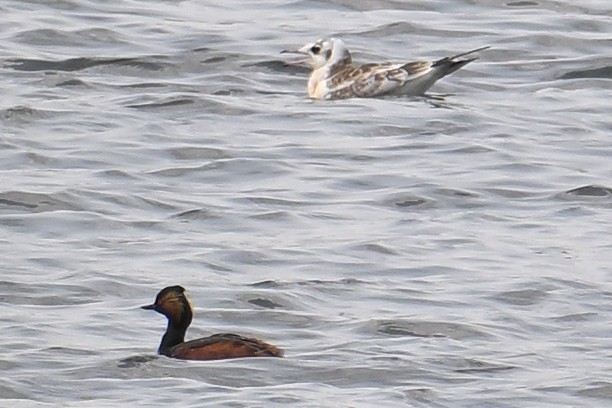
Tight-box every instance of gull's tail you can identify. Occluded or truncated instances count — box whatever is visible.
[433,46,491,78]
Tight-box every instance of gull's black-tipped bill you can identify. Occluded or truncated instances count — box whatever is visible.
[281,48,311,66]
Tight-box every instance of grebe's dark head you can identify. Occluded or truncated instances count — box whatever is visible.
[141,285,193,329]
[282,37,352,70]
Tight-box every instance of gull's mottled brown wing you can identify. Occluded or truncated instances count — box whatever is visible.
[326,61,434,99]
[397,61,434,78]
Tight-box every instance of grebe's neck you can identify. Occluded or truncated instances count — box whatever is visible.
[157,307,192,355]
[158,320,187,355]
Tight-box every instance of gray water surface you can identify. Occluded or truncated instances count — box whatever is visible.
[1,1,611,407]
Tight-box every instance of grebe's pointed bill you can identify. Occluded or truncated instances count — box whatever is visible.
[141,303,155,310]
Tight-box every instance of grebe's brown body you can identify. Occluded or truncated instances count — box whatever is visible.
[141,285,283,360]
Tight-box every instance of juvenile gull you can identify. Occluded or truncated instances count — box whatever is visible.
[282,38,489,100]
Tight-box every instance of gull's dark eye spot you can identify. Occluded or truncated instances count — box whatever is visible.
[311,45,321,54]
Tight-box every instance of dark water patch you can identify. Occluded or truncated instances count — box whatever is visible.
[87,56,174,72]
[211,87,253,96]
[56,78,90,87]
[542,276,595,290]
[243,59,306,74]
[577,382,612,399]
[559,66,612,80]
[372,141,437,153]
[356,21,421,37]
[13,27,129,47]
[45,346,95,356]
[0,191,82,213]
[302,211,351,222]
[172,208,220,220]
[168,147,227,161]
[250,280,281,288]
[126,97,196,109]
[243,196,304,207]
[150,158,289,179]
[15,0,81,11]
[0,106,56,123]
[7,57,133,72]
[484,188,535,199]
[249,211,293,221]
[221,249,280,266]
[117,355,158,369]
[202,56,226,64]
[298,278,365,286]
[435,188,480,199]
[0,198,37,209]
[442,144,495,154]
[352,243,398,255]
[384,194,434,210]
[118,82,168,89]
[247,297,284,309]
[444,357,517,374]
[192,97,260,116]
[368,266,459,279]
[94,169,138,179]
[75,190,148,212]
[250,278,367,290]
[552,312,597,322]
[191,46,212,53]
[0,383,29,400]
[561,185,612,198]
[73,27,129,45]
[419,121,471,137]
[135,196,177,211]
[433,188,485,209]
[192,261,233,274]
[148,164,206,177]
[0,281,98,306]
[369,319,488,339]
[187,48,241,65]
[369,124,416,137]
[6,56,171,73]
[13,28,84,46]
[506,1,540,7]
[26,257,67,270]
[328,174,406,192]
[493,289,549,306]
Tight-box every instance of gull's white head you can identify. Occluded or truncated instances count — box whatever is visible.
[282,37,352,70]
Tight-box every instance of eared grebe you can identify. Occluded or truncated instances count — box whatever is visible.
[141,285,283,360]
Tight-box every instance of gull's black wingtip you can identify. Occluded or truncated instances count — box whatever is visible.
[449,46,491,61]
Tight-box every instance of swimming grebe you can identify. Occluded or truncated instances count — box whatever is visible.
[141,285,283,360]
